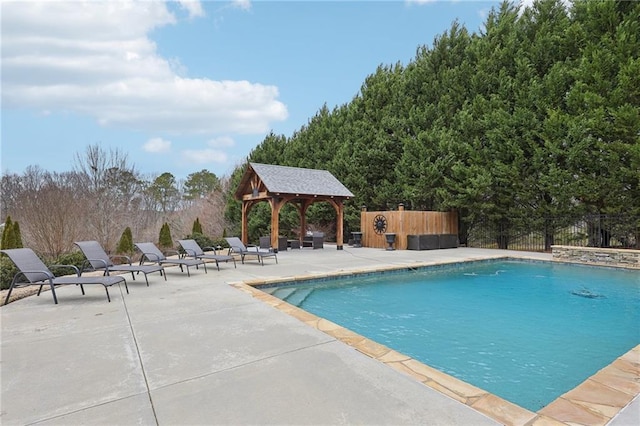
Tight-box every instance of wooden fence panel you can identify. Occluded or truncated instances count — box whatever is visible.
[359,208,457,249]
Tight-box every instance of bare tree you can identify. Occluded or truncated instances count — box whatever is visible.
[3,166,87,257]
[74,144,141,251]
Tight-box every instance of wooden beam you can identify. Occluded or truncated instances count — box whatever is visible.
[269,197,286,252]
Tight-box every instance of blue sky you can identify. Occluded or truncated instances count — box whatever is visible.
[2,0,530,181]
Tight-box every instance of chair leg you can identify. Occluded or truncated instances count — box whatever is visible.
[3,282,15,305]
[48,279,58,304]
[105,286,111,302]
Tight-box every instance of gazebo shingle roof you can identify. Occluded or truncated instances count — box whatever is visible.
[236,163,354,199]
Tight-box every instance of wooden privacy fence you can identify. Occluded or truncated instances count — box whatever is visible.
[359,205,458,250]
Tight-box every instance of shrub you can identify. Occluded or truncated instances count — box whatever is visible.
[1,216,17,250]
[212,237,229,250]
[13,221,23,248]
[52,250,88,276]
[116,227,134,254]
[0,256,17,290]
[159,223,173,249]
[192,217,203,235]
[185,232,215,250]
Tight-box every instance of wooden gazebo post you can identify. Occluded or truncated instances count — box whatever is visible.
[234,163,354,251]
[269,196,286,251]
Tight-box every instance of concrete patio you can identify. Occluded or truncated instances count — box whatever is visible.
[1,246,637,425]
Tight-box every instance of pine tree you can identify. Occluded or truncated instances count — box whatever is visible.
[12,221,23,248]
[159,223,173,249]
[192,217,203,235]
[1,216,16,250]
[117,227,134,254]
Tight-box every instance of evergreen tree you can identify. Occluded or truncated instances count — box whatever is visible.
[116,227,134,254]
[223,0,640,246]
[183,170,220,200]
[12,221,23,248]
[1,216,16,250]
[192,217,203,235]
[158,223,173,249]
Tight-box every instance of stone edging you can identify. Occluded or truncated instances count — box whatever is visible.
[552,245,640,269]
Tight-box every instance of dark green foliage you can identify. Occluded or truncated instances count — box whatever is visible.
[12,221,23,248]
[183,170,220,199]
[158,223,173,249]
[212,237,229,250]
[0,256,17,290]
[116,227,134,254]
[222,0,639,249]
[1,216,17,250]
[51,250,88,277]
[192,218,203,235]
[185,233,217,248]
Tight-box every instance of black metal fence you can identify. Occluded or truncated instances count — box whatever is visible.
[465,215,640,252]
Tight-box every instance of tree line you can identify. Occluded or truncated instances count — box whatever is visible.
[1,145,228,257]
[225,0,639,247]
[2,0,638,256]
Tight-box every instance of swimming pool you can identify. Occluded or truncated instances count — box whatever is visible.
[263,260,640,412]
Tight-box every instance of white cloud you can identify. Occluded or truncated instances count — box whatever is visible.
[1,1,287,135]
[231,0,252,11]
[144,137,172,153]
[207,136,235,148]
[181,149,229,165]
[177,0,205,18]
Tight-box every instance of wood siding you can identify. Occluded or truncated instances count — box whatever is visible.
[359,209,458,250]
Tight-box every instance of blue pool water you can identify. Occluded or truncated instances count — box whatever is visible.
[264,260,640,411]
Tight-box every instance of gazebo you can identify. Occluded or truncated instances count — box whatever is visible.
[234,163,354,251]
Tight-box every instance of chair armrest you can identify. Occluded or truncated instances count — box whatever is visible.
[12,270,55,284]
[81,258,109,271]
[49,264,81,277]
[109,254,132,265]
[139,252,161,264]
[164,249,180,257]
[182,248,197,258]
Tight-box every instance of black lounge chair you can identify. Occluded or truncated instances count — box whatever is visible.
[75,240,166,286]
[177,239,236,271]
[135,242,207,277]
[1,248,128,304]
[224,237,277,266]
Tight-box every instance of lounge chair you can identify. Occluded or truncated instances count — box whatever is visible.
[1,248,128,304]
[177,239,236,271]
[134,242,207,277]
[75,240,166,286]
[225,237,277,266]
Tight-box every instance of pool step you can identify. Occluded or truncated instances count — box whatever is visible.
[269,287,296,300]
[284,288,314,306]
